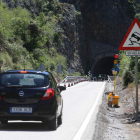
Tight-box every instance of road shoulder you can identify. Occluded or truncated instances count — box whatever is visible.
[92,80,140,140]
[80,82,106,140]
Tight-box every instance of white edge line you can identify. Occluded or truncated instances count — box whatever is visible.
[72,82,106,140]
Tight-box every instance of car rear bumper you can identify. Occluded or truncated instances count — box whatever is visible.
[0,115,55,121]
[0,102,57,121]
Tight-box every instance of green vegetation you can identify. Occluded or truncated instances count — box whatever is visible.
[135,13,140,20]
[0,0,80,79]
[75,11,81,17]
[118,51,134,86]
[118,1,140,86]
[128,0,140,13]
[119,50,140,86]
[35,0,59,14]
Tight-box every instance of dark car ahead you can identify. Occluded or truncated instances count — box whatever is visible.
[0,70,66,130]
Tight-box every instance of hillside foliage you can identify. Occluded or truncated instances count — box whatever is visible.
[118,51,134,86]
[118,1,140,86]
[0,0,80,80]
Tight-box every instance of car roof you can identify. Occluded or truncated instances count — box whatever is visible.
[1,70,50,75]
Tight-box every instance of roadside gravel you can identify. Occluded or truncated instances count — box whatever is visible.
[93,78,140,140]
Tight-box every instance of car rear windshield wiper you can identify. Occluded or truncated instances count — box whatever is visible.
[5,85,23,88]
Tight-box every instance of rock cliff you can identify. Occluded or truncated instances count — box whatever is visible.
[2,0,135,75]
[60,0,134,74]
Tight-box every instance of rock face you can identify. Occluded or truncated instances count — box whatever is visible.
[2,0,135,75]
[60,0,134,75]
[2,0,39,15]
[57,3,86,74]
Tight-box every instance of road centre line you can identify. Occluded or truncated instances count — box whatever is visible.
[72,82,106,140]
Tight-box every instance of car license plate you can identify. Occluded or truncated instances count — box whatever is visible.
[10,107,32,113]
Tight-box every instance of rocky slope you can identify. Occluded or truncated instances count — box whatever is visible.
[61,0,134,73]
[2,0,134,74]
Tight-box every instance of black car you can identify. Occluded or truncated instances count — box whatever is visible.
[0,70,65,130]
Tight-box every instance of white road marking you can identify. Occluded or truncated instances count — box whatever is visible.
[72,82,106,140]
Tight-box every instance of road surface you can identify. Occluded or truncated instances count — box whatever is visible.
[0,81,105,140]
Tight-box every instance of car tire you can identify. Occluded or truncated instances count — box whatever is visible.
[57,111,62,125]
[1,120,8,124]
[58,101,63,125]
[48,116,57,130]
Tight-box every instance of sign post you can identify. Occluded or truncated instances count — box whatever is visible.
[68,69,75,74]
[57,65,62,74]
[113,71,117,94]
[135,55,138,119]
[37,63,46,71]
[112,54,119,95]
[126,51,140,119]
[57,65,62,81]
[118,18,140,120]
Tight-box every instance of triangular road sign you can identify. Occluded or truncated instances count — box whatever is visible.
[37,63,46,71]
[118,18,140,50]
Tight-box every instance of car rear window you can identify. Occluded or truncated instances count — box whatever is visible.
[0,73,49,87]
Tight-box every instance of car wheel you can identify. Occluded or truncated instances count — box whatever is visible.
[48,116,57,130]
[1,120,8,124]
[57,111,63,125]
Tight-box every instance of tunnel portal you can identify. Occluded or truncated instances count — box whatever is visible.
[92,56,114,77]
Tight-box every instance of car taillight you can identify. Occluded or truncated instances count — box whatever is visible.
[0,96,2,100]
[41,88,55,100]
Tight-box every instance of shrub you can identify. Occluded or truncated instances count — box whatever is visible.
[122,70,134,86]
[0,3,14,39]
[0,51,13,71]
[119,51,135,86]
[54,32,62,43]
[135,13,140,21]
[35,0,58,14]
[23,20,47,51]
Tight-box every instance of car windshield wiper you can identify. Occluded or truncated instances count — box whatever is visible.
[5,85,23,88]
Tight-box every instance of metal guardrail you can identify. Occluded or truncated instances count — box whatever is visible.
[107,75,115,83]
[61,76,87,83]
[59,75,114,85]
[58,75,112,87]
[57,76,88,87]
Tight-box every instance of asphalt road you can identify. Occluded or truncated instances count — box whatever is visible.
[0,81,105,140]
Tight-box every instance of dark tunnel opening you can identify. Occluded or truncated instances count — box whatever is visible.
[93,57,114,77]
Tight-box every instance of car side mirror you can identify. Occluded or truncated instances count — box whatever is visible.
[58,86,66,92]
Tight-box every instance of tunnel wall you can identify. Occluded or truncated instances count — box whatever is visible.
[89,40,119,76]
[91,52,115,76]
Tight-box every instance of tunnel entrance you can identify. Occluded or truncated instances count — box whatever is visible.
[93,56,114,77]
